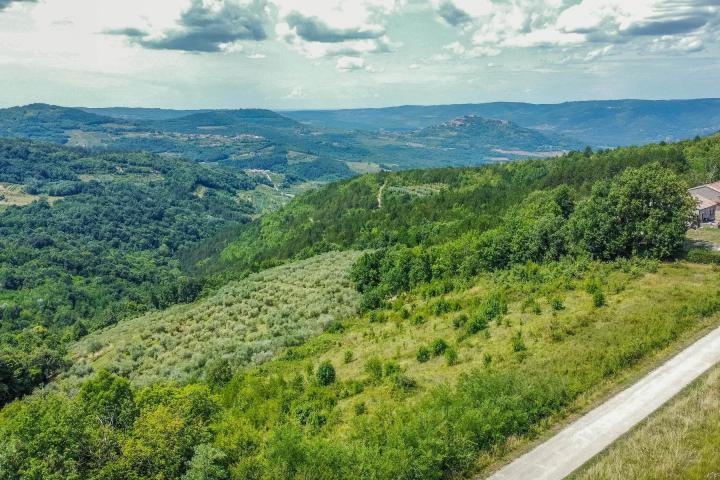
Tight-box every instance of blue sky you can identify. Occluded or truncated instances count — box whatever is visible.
[0,0,718,109]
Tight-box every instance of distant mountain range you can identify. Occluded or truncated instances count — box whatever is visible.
[282,99,720,147]
[0,103,583,178]
[0,99,717,183]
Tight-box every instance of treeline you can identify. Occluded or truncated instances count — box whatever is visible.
[193,135,717,283]
[352,163,694,307]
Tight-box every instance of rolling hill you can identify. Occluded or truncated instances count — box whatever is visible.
[284,98,720,146]
[0,103,587,182]
[2,133,720,479]
[0,104,355,184]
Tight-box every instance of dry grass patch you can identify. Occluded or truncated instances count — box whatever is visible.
[0,182,62,206]
[573,364,720,480]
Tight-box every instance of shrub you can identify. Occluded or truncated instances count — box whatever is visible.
[384,361,401,377]
[354,402,367,416]
[364,357,383,384]
[452,314,468,329]
[468,314,489,334]
[593,290,606,307]
[392,374,417,392]
[343,350,354,364]
[87,340,104,354]
[205,358,233,387]
[416,346,431,363]
[549,319,563,342]
[511,331,527,352]
[341,380,364,398]
[369,311,386,323]
[444,347,458,366]
[316,361,336,386]
[325,321,345,333]
[686,249,720,265]
[360,289,385,311]
[430,339,448,356]
[469,293,507,333]
[433,299,458,315]
[550,297,565,311]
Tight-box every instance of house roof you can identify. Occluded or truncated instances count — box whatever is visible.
[707,181,720,192]
[692,193,718,211]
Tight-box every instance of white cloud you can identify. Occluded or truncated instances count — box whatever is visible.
[584,44,614,61]
[247,52,267,58]
[336,55,365,70]
[649,34,705,53]
[439,0,719,54]
[442,41,500,58]
[283,85,304,98]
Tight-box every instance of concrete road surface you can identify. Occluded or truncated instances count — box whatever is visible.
[487,325,720,480]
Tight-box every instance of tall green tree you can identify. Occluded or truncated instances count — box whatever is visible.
[569,163,694,260]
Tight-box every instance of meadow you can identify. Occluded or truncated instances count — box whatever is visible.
[94,256,720,479]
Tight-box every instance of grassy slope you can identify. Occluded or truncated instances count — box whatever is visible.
[68,251,362,385]
[205,259,720,476]
[573,364,720,480]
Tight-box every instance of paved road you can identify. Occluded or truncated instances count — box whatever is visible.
[487,325,720,480]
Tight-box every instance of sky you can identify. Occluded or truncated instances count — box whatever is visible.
[0,0,718,109]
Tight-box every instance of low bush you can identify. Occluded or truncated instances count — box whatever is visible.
[416,346,431,363]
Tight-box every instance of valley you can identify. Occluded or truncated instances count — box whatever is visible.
[0,104,587,217]
[3,1,720,477]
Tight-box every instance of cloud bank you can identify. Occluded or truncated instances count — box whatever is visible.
[108,0,268,52]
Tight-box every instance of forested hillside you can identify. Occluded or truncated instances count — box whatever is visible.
[1,134,720,480]
[0,104,356,182]
[0,139,256,405]
[192,135,718,284]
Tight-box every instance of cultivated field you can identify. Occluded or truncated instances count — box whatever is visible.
[68,251,363,385]
[0,182,62,206]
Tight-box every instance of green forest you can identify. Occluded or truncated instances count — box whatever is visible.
[0,133,719,479]
[0,139,257,405]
